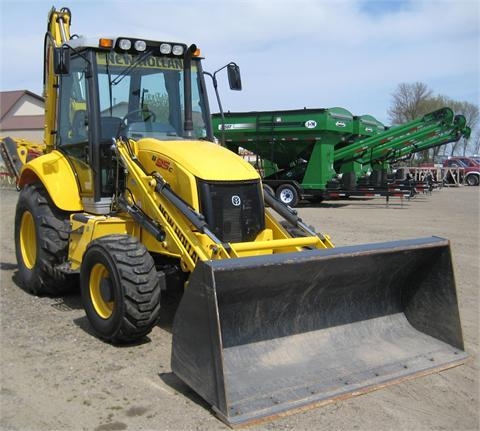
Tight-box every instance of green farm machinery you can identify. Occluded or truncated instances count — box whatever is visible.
[334,108,469,190]
[212,107,467,206]
[213,107,384,205]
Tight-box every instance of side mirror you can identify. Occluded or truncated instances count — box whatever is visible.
[54,46,70,75]
[227,63,242,91]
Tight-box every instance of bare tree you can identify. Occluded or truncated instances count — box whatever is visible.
[452,101,478,156]
[387,82,434,124]
[471,134,480,155]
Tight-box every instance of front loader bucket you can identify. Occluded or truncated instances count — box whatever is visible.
[171,236,467,426]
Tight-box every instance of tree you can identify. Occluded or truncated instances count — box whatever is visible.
[387,82,434,124]
[472,134,480,155]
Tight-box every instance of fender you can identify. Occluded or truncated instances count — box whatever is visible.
[18,150,83,211]
[465,171,480,177]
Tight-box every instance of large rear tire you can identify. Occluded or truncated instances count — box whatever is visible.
[80,235,161,344]
[14,183,72,295]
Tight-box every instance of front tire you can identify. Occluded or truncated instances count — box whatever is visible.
[14,183,72,295]
[80,235,161,344]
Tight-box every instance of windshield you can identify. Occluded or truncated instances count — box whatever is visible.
[96,52,208,141]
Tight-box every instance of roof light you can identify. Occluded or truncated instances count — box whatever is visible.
[99,38,113,49]
[160,43,172,54]
[192,47,201,57]
[172,45,184,56]
[118,38,131,50]
[134,40,147,51]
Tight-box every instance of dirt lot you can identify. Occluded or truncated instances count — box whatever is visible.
[0,186,478,431]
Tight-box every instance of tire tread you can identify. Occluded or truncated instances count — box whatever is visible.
[82,235,161,343]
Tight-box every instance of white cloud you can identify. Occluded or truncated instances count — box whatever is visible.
[0,0,478,125]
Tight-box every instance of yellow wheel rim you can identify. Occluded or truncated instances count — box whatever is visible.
[89,263,114,319]
[20,211,37,270]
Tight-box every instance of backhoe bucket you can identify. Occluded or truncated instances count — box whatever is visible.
[0,137,22,180]
[171,236,467,426]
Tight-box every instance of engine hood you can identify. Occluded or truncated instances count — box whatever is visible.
[136,138,259,182]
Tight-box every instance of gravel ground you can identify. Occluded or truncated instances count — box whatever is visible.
[0,186,478,431]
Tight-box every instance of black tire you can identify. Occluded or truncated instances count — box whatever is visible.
[276,184,299,207]
[14,183,72,295]
[466,175,479,186]
[80,235,161,344]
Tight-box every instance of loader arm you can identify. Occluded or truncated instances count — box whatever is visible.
[115,138,223,272]
[114,138,332,273]
[44,7,72,151]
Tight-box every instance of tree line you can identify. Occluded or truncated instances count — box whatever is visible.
[388,82,479,163]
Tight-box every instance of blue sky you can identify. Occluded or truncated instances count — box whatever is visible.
[0,0,478,125]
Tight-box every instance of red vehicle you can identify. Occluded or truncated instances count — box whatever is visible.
[443,157,480,186]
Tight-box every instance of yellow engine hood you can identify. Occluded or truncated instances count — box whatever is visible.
[136,138,259,181]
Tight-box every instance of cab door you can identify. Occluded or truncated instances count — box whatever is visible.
[56,55,94,199]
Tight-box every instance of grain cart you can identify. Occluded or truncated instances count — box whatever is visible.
[9,7,467,427]
[212,108,386,205]
[213,108,465,204]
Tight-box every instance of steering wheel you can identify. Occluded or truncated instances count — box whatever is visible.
[122,109,156,125]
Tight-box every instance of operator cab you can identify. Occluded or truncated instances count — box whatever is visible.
[53,36,213,212]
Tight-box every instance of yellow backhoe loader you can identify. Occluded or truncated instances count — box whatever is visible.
[4,6,467,427]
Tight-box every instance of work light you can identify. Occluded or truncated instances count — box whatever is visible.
[118,38,131,50]
[172,45,184,56]
[134,40,147,51]
[160,43,172,54]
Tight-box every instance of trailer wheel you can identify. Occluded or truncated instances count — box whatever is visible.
[80,235,161,344]
[466,175,479,186]
[276,184,299,207]
[15,183,72,295]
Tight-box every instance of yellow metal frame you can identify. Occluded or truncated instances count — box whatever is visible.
[68,215,135,270]
[44,7,72,151]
